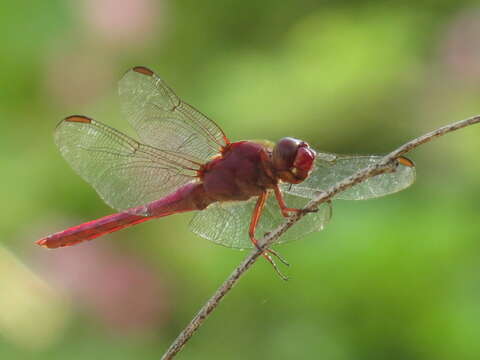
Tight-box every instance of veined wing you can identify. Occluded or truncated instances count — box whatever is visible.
[55,116,199,212]
[118,66,229,162]
[284,152,415,200]
[189,192,332,249]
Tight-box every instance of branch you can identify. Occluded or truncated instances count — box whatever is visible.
[161,114,480,360]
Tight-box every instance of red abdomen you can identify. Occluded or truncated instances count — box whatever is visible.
[37,183,213,248]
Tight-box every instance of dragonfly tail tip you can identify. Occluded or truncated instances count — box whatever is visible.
[35,238,50,248]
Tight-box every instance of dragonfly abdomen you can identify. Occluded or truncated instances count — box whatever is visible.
[37,183,215,249]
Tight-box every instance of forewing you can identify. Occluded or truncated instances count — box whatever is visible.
[189,192,332,249]
[55,116,198,212]
[118,66,229,162]
[284,152,415,200]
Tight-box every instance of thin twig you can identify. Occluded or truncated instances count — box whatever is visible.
[161,114,480,360]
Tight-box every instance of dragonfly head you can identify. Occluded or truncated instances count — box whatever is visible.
[272,137,316,184]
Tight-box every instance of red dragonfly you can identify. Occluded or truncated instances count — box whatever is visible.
[37,66,415,277]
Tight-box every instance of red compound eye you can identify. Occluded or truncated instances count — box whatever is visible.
[294,146,315,172]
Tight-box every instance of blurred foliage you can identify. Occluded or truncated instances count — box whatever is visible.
[1,0,480,359]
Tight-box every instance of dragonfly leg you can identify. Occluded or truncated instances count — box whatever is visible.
[249,192,290,279]
[273,185,303,217]
[261,232,290,266]
[262,252,289,281]
[267,248,290,266]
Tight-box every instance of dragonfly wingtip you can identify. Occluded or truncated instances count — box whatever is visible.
[132,66,154,76]
[63,115,92,124]
[398,156,415,167]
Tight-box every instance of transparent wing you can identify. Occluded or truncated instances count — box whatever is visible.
[284,152,415,200]
[118,66,229,162]
[189,192,332,249]
[55,116,198,212]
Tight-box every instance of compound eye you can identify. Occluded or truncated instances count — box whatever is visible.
[272,137,302,170]
[294,146,316,172]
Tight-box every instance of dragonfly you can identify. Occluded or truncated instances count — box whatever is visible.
[37,66,415,278]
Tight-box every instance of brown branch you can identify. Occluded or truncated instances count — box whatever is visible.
[161,114,480,360]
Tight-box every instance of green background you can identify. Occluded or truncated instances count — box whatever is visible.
[1,1,480,359]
